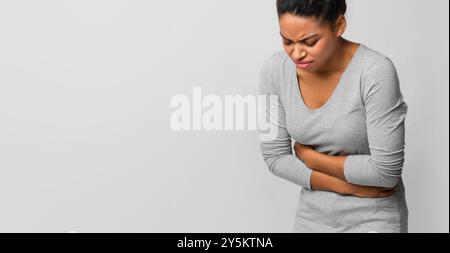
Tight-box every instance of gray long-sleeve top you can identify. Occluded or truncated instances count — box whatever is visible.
[258,44,408,233]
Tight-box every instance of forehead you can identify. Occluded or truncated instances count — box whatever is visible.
[279,14,327,38]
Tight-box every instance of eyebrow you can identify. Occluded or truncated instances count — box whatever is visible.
[279,32,319,43]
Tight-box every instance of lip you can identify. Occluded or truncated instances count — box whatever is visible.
[295,61,313,68]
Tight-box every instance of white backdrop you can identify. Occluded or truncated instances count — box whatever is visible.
[0,0,448,232]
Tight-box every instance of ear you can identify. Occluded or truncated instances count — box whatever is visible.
[335,15,347,37]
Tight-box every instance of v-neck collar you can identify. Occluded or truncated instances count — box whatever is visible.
[291,43,364,113]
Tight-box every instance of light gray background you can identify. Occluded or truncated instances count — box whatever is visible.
[0,0,448,232]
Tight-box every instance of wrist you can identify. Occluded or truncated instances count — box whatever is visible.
[335,179,354,195]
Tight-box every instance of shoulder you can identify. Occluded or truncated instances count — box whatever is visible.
[357,45,404,104]
[260,50,290,75]
[258,50,291,94]
[358,44,399,83]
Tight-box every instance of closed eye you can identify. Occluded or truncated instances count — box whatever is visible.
[283,39,319,47]
[305,40,318,47]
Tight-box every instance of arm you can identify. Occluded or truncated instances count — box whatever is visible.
[310,169,348,192]
[297,57,408,189]
[294,143,347,181]
[343,57,408,188]
[293,143,396,197]
[311,170,395,198]
[258,55,313,189]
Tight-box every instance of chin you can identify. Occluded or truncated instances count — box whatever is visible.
[298,64,318,73]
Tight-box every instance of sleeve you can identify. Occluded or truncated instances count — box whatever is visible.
[257,55,313,190]
[343,57,408,188]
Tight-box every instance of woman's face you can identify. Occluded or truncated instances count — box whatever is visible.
[279,13,343,73]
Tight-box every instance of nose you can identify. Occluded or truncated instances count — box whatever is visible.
[292,45,307,61]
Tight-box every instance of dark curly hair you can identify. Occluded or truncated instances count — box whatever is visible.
[276,0,347,25]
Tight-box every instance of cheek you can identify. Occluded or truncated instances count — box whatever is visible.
[283,45,293,55]
[309,40,333,63]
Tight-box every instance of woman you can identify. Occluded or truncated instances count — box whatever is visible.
[258,0,408,233]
